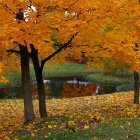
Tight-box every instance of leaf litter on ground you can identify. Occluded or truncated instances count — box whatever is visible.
[0,92,140,139]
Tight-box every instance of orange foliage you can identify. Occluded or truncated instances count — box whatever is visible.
[0,0,140,79]
[61,83,96,98]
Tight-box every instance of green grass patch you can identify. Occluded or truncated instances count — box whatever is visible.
[92,117,140,140]
[12,117,140,140]
[87,73,133,86]
[30,62,89,78]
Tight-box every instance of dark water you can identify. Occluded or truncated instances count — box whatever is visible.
[0,76,129,99]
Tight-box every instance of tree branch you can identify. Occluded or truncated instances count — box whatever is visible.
[7,49,21,56]
[41,32,78,70]
[7,49,33,57]
[64,0,80,10]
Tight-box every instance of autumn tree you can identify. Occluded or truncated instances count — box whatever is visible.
[17,0,140,105]
[22,0,92,117]
[103,1,140,104]
[0,61,8,83]
[78,0,140,103]
[0,0,94,119]
[0,48,8,83]
[0,0,36,123]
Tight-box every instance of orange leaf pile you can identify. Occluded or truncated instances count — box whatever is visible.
[0,92,140,139]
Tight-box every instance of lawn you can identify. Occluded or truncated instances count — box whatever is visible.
[12,117,140,140]
[30,62,89,78]
[0,92,140,139]
[87,73,133,85]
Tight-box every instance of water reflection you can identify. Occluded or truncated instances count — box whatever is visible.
[0,77,118,99]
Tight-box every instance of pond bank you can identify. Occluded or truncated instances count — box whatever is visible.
[0,76,129,99]
[0,63,134,99]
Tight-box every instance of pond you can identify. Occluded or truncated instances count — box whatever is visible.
[0,76,131,99]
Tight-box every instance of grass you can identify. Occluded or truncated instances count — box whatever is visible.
[87,73,133,86]
[92,118,140,140]
[12,117,140,140]
[30,62,89,78]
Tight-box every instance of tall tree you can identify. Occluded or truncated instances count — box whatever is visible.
[0,0,92,118]
[19,44,35,123]
[16,11,35,122]
[0,1,36,122]
[133,43,140,104]
[134,71,139,104]
[29,33,78,117]
[77,0,140,103]
[30,45,47,117]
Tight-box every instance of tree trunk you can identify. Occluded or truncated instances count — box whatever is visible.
[134,72,139,104]
[19,45,35,123]
[30,45,47,118]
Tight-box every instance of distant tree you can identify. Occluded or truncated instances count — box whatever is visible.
[102,58,130,77]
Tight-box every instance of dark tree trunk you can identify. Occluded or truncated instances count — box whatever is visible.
[19,45,35,123]
[30,45,47,118]
[28,34,78,118]
[134,72,139,104]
